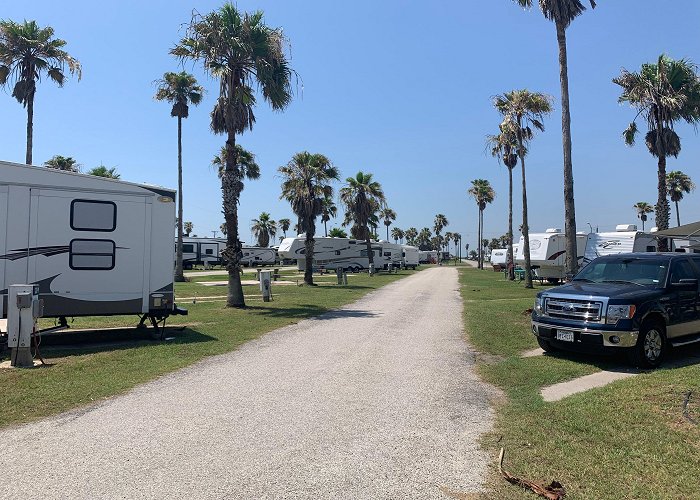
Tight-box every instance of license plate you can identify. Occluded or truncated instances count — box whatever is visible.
[556,330,575,342]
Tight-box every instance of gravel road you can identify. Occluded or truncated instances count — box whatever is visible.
[0,267,495,499]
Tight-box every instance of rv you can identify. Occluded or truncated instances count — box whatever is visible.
[377,241,403,269]
[180,237,226,269]
[418,251,438,264]
[402,245,419,270]
[0,160,184,326]
[583,224,659,263]
[241,246,277,267]
[490,249,507,270]
[515,228,588,281]
[278,236,383,272]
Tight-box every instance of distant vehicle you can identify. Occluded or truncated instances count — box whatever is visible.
[240,246,277,267]
[180,237,226,269]
[418,251,438,264]
[278,236,381,273]
[583,224,659,264]
[516,228,588,282]
[0,160,185,327]
[490,244,520,270]
[402,245,419,270]
[377,241,403,269]
[532,253,700,368]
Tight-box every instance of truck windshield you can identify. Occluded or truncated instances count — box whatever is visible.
[574,258,668,287]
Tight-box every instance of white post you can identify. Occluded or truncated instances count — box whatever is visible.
[259,270,272,302]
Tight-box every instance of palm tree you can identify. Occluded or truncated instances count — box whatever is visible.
[666,171,695,227]
[452,232,462,261]
[405,227,418,246]
[488,126,519,280]
[468,179,496,270]
[279,152,338,285]
[44,155,79,172]
[417,227,432,251]
[184,221,193,236]
[155,71,204,283]
[515,0,595,278]
[434,214,448,240]
[251,212,277,247]
[391,227,404,244]
[173,3,293,308]
[320,195,337,237]
[0,20,82,165]
[379,207,397,241]
[614,55,700,249]
[210,144,260,302]
[494,89,553,287]
[220,223,227,236]
[87,165,120,178]
[444,231,454,256]
[633,202,654,231]
[340,172,386,273]
[279,218,291,238]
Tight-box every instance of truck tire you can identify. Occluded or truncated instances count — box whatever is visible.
[627,320,666,368]
[537,337,557,353]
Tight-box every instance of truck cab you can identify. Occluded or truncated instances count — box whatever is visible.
[532,253,700,367]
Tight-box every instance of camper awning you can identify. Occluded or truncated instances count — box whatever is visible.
[654,221,700,238]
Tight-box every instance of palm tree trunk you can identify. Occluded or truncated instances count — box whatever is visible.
[519,135,533,288]
[324,219,328,237]
[223,132,245,308]
[365,226,375,274]
[386,225,389,241]
[675,200,681,227]
[304,222,315,285]
[508,167,515,280]
[656,154,670,251]
[477,207,482,269]
[26,93,34,165]
[557,22,578,278]
[175,116,185,282]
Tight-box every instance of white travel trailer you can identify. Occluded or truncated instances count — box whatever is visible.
[418,250,438,264]
[583,224,659,263]
[490,249,507,268]
[0,160,184,327]
[515,228,588,281]
[377,241,403,269]
[402,245,419,269]
[241,246,277,267]
[180,237,226,269]
[278,236,382,272]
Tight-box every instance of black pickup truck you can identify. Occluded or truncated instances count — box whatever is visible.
[531,253,700,367]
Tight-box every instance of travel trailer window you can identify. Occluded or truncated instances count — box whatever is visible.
[335,250,341,255]
[205,249,213,255]
[70,200,116,232]
[646,246,656,252]
[182,244,194,253]
[383,252,392,257]
[69,239,116,270]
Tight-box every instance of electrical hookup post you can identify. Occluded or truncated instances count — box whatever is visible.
[7,285,44,368]
[260,270,273,302]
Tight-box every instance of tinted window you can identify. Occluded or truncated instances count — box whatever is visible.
[670,259,697,283]
[575,257,668,286]
[71,200,116,232]
[205,249,213,255]
[69,239,115,270]
[182,244,194,253]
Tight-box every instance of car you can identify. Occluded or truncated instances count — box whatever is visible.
[531,253,700,368]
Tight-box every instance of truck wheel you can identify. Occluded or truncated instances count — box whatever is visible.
[537,337,557,353]
[628,320,666,368]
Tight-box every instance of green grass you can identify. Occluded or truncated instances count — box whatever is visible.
[0,268,419,429]
[459,267,700,499]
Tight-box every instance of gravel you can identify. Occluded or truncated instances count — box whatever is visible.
[0,267,496,499]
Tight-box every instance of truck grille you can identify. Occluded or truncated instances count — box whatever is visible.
[545,298,602,322]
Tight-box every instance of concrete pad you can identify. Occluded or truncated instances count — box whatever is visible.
[541,369,638,402]
[522,348,544,358]
[0,359,44,370]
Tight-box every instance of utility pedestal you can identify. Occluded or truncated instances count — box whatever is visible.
[8,285,43,368]
[259,271,272,302]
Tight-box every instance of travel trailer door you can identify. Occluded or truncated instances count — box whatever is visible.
[27,189,148,317]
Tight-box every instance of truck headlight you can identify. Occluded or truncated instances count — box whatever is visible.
[534,296,544,314]
[606,304,636,324]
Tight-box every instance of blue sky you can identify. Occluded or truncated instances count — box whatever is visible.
[2,1,700,249]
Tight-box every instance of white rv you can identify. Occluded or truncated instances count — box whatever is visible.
[180,237,226,269]
[401,245,419,269]
[377,241,403,269]
[418,250,438,264]
[0,160,184,325]
[241,246,277,267]
[515,228,588,280]
[278,236,382,272]
[490,249,507,268]
[583,224,659,263]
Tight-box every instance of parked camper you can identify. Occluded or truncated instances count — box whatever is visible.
[0,160,184,326]
[241,246,277,267]
[180,237,226,269]
[583,224,659,263]
[515,228,588,281]
[377,241,403,270]
[402,245,419,270]
[418,251,438,264]
[490,249,507,270]
[278,236,382,272]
